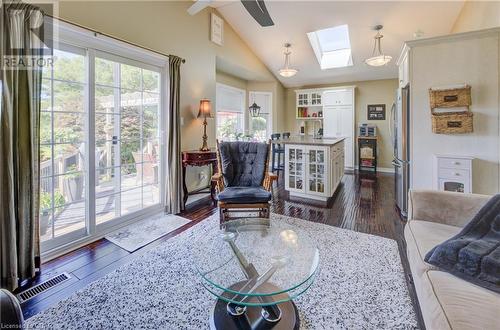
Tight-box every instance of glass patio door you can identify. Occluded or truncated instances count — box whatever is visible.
[94,54,161,227]
[40,39,164,253]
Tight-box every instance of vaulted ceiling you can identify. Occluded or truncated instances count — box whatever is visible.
[215,1,465,87]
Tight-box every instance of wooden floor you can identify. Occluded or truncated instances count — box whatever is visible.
[20,172,424,328]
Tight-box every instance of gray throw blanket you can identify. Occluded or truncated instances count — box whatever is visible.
[425,194,500,293]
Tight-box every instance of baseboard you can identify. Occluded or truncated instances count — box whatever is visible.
[378,167,395,173]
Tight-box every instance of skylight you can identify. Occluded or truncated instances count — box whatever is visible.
[307,24,353,70]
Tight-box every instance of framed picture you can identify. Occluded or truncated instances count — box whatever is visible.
[211,13,224,46]
[367,104,386,120]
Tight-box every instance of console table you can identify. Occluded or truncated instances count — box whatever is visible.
[182,150,218,208]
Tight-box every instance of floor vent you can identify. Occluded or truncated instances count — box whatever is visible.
[17,272,71,303]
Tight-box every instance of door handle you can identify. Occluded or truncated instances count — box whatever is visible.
[392,160,401,168]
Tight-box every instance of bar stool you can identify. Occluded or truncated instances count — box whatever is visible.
[271,133,284,176]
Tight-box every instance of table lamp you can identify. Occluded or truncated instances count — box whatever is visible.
[197,99,212,151]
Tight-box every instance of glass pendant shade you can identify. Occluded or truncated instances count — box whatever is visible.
[365,26,392,67]
[279,43,298,77]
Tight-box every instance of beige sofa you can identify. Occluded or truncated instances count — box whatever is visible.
[405,190,500,330]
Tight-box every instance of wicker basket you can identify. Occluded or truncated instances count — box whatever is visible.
[429,86,471,108]
[431,108,473,134]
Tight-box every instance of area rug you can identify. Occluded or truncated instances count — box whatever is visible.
[105,213,191,252]
[26,214,418,329]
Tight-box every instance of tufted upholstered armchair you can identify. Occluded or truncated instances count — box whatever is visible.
[212,140,278,227]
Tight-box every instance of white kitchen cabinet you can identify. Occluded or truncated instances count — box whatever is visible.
[398,51,409,88]
[285,139,344,202]
[433,155,473,193]
[323,89,353,106]
[323,103,354,170]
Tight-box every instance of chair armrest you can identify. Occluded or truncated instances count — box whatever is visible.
[408,189,491,227]
[263,172,278,191]
[211,173,223,182]
[211,173,224,193]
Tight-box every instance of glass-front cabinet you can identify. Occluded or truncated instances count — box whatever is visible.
[310,92,322,105]
[307,148,326,195]
[285,142,344,201]
[286,147,304,192]
[297,92,309,106]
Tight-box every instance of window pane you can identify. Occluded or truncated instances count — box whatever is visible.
[121,64,141,90]
[53,81,85,112]
[250,116,268,142]
[95,86,117,113]
[121,164,142,191]
[216,112,244,140]
[41,79,51,111]
[53,49,85,82]
[121,187,142,215]
[143,69,159,92]
[96,193,118,224]
[95,113,118,142]
[143,183,160,207]
[40,112,51,144]
[121,110,141,140]
[96,166,119,197]
[53,112,86,143]
[53,202,86,238]
[95,58,115,86]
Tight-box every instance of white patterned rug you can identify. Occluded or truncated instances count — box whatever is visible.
[105,213,191,252]
[26,214,418,329]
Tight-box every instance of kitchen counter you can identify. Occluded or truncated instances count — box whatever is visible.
[280,136,345,146]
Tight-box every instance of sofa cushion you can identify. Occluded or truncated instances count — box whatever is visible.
[217,187,271,204]
[219,142,268,187]
[425,270,500,330]
[405,220,461,277]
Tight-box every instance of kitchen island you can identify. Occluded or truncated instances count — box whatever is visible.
[281,136,345,202]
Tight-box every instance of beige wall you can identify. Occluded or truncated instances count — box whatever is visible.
[409,32,500,194]
[452,1,500,33]
[59,1,282,193]
[284,79,398,169]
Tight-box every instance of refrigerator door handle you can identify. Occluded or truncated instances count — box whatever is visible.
[392,159,402,167]
[389,102,395,148]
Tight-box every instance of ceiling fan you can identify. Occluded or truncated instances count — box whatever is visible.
[187,0,274,27]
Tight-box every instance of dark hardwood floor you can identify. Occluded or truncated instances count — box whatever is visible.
[20,172,423,328]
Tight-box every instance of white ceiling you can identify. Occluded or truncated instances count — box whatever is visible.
[215,1,465,87]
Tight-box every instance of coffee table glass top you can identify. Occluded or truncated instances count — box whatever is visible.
[192,218,319,306]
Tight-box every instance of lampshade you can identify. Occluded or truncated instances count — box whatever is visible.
[197,99,212,118]
[365,25,392,67]
[249,102,261,117]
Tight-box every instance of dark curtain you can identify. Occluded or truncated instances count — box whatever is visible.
[0,1,43,291]
[165,56,183,213]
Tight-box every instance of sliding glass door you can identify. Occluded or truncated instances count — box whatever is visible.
[40,42,165,253]
[94,54,161,225]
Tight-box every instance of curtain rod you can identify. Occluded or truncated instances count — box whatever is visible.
[45,14,186,63]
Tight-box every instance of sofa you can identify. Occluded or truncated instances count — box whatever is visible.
[405,190,500,330]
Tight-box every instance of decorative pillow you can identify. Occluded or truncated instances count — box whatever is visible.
[425,194,500,293]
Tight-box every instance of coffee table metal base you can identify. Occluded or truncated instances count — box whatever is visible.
[209,282,300,330]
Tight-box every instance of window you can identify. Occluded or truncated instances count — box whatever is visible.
[249,91,272,142]
[307,24,353,70]
[216,83,245,140]
[40,20,167,253]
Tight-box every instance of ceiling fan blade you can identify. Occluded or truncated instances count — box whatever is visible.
[187,0,212,16]
[241,0,274,27]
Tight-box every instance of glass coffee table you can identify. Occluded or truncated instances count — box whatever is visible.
[192,218,320,330]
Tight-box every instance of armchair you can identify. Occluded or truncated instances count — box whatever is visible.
[212,140,278,226]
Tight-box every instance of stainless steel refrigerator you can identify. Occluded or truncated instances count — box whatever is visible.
[391,85,410,217]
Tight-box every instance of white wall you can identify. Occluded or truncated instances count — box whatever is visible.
[410,31,500,194]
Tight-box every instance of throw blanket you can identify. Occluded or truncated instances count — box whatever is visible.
[425,194,500,293]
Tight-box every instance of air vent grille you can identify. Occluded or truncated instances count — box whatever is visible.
[17,272,71,303]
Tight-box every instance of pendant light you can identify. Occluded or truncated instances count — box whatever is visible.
[279,43,298,77]
[249,102,261,118]
[365,25,392,67]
